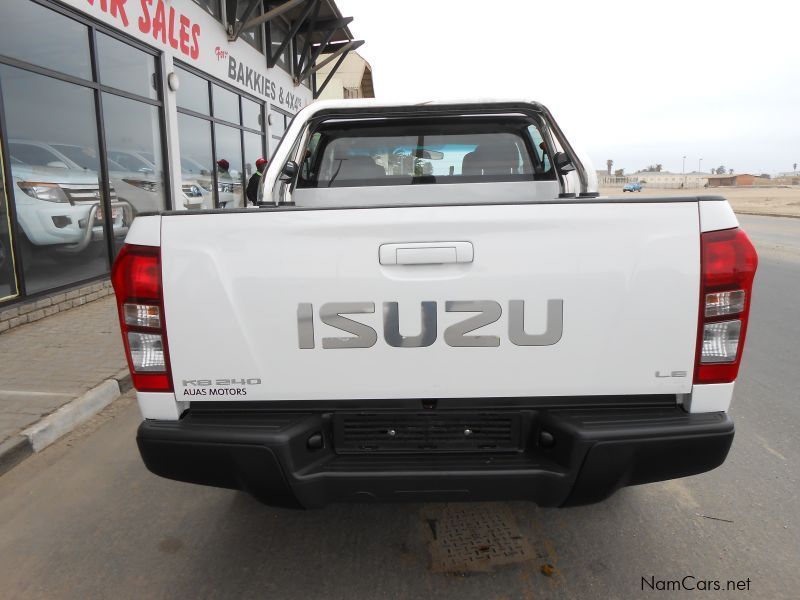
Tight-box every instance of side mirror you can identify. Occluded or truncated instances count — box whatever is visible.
[553,152,576,175]
[280,161,299,182]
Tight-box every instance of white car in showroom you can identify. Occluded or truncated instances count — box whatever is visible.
[104,148,208,211]
[43,142,164,216]
[7,144,129,258]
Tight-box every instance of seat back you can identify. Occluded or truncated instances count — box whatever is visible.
[460,143,520,176]
[333,155,385,180]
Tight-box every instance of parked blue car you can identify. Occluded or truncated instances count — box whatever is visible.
[623,182,642,192]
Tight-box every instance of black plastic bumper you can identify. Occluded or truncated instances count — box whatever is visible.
[137,405,734,509]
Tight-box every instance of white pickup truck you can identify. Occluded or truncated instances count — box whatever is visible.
[112,100,758,508]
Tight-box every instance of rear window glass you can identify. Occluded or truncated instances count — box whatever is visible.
[297,118,554,188]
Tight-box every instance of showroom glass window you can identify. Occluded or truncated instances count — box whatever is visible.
[227,1,264,53]
[269,107,293,154]
[0,146,18,301]
[242,99,265,187]
[0,0,91,79]
[269,20,292,72]
[175,63,267,209]
[0,0,168,299]
[191,0,221,20]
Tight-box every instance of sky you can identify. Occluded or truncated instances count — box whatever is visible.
[335,0,800,175]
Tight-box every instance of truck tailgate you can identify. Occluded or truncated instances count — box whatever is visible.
[161,202,700,401]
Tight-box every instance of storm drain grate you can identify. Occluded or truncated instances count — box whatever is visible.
[426,503,534,573]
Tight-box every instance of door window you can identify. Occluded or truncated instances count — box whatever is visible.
[177,113,214,210]
[0,65,108,295]
[527,125,552,173]
[214,124,244,208]
[243,131,265,204]
[102,93,167,240]
[175,63,266,210]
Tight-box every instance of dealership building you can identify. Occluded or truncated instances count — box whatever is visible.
[0,0,367,329]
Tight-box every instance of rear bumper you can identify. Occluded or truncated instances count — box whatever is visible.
[137,406,734,509]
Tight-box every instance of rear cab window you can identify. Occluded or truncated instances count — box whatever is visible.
[297,117,555,189]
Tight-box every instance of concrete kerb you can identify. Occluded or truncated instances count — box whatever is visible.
[0,370,133,475]
[22,380,121,452]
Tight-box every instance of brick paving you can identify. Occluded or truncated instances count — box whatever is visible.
[0,297,126,446]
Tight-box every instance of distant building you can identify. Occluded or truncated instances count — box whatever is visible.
[628,171,709,189]
[316,52,375,99]
[707,174,770,187]
[600,169,790,189]
[775,171,800,185]
[596,171,628,186]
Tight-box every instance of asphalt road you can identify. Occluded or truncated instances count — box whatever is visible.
[0,214,798,599]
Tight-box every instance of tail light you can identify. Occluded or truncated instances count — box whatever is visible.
[111,244,173,392]
[694,228,758,384]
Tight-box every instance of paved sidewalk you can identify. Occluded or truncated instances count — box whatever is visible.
[0,297,128,469]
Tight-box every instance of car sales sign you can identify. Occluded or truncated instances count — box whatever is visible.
[66,0,310,113]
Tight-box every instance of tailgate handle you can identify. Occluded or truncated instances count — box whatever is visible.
[379,242,474,265]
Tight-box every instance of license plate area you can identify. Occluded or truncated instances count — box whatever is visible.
[95,206,122,224]
[333,411,522,454]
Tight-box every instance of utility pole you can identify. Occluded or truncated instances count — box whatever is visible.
[682,156,686,188]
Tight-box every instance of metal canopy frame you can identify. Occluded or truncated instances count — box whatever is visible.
[266,0,319,69]
[226,1,363,97]
[296,27,337,82]
[294,0,322,78]
[298,16,353,34]
[228,0,306,42]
